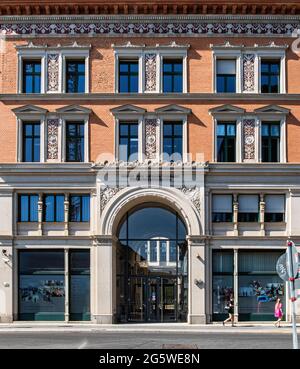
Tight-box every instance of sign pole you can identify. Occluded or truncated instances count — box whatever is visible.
[287,241,299,350]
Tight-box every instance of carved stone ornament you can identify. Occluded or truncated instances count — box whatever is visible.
[243,119,256,160]
[47,54,59,92]
[100,186,121,213]
[47,119,59,160]
[145,118,159,160]
[180,186,201,213]
[243,54,255,92]
[145,53,157,92]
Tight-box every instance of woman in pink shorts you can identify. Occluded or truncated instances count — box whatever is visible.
[274,298,283,328]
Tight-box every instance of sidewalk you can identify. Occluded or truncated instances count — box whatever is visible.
[0,322,298,334]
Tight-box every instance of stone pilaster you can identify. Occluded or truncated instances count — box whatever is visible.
[38,193,43,236]
[92,236,117,324]
[0,242,13,323]
[187,236,207,324]
[233,194,239,236]
[260,193,265,236]
[64,193,69,236]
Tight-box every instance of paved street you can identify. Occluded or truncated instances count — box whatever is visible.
[0,330,298,349]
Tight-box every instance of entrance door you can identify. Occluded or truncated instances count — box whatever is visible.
[127,276,176,322]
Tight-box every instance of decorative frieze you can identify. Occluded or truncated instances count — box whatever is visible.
[180,186,201,214]
[243,119,256,161]
[100,186,121,213]
[47,54,59,92]
[243,54,255,92]
[47,119,59,161]
[145,54,157,92]
[145,118,159,160]
[2,22,300,36]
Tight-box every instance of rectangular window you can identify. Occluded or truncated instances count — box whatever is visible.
[66,122,85,162]
[212,250,234,321]
[261,60,280,93]
[265,195,285,222]
[163,59,183,93]
[217,122,236,162]
[18,194,38,222]
[22,60,41,93]
[69,195,90,222]
[261,122,280,163]
[119,122,139,161]
[216,59,236,93]
[22,122,40,162]
[44,194,65,222]
[69,250,90,321]
[212,195,233,222]
[163,122,183,161]
[18,250,65,321]
[66,60,85,93]
[238,195,259,222]
[119,60,139,93]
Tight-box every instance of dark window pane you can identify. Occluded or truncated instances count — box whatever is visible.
[217,76,225,93]
[20,196,29,222]
[81,196,90,222]
[163,124,173,136]
[70,196,81,222]
[30,195,38,222]
[56,195,65,222]
[226,76,236,93]
[163,75,173,93]
[119,61,139,93]
[23,61,41,93]
[66,122,84,162]
[173,75,183,92]
[44,195,55,222]
[119,75,129,92]
[173,124,182,137]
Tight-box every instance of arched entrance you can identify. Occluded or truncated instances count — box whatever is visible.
[116,204,188,323]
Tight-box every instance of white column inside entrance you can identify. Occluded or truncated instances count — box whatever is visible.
[92,236,116,324]
[188,237,206,324]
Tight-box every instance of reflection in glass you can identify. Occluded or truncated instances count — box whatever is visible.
[117,205,188,322]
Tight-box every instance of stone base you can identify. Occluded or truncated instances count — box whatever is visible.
[92,314,115,324]
[188,314,208,324]
[0,314,13,323]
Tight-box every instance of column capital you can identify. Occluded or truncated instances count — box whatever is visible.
[92,235,118,247]
[186,235,206,246]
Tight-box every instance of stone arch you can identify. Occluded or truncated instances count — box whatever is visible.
[99,186,202,237]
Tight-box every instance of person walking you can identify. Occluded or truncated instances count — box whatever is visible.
[223,296,234,326]
[274,298,283,328]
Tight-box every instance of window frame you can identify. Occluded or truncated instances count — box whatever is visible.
[18,53,46,94]
[43,194,65,223]
[261,121,281,163]
[216,59,237,93]
[258,54,286,94]
[18,194,39,223]
[65,121,85,163]
[65,59,86,94]
[22,59,42,94]
[212,52,241,94]
[118,59,139,93]
[162,121,184,161]
[162,58,184,93]
[69,194,91,223]
[22,121,41,163]
[118,121,139,162]
[212,194,233,223]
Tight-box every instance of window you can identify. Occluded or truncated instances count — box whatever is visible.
[119,122,139,161]
[163,59,183,93]
[212,195,233,222]
[22,60,41,93]
[66,122,85,162]
[265,195,285,222]
[217,122,236,162]
[238,195,259,222]
[69,195,90,222]
[261,122,280,163]
[119,60,139,93]
[18,194,38,222]
[163,122,183,161]
[44,194,65,222]
[66,60,85,93]
[216,60,236,93]
[261,60,280,93]
[22,122,40,162]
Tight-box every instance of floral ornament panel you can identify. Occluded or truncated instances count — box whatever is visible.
[145,118,159,160]
[243,119,256,161]
[47,119,59,160]
[145,53,157,92]
[243,54,255,93]
[47,54,59,92]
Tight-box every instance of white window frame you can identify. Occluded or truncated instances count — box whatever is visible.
[159,114,188,163]
[17,52,46,94]
[60,114,89,163]
[16,114,46,163]
[257,51,286,94]
[212,51,242,93]
[159,51,188,94]
[62,51,90,94]
[114,115,144,162]
[257,115,287,163]
[212,115,242,163]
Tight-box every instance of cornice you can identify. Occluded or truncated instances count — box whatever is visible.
[2,93,300,102]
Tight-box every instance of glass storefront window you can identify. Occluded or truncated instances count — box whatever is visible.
[212,251,234,321]
[116,205,188,323]
[69,250,90,321]
[19,251,65,321]
[238,251,285,321]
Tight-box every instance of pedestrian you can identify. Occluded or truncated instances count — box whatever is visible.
[223,296,234,326]
[274,298,283,328]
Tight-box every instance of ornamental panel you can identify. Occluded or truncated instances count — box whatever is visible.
[47,118,59,160]
[47,53,59,92]
[145,118,159,160]
[243,119,256,161]
[145,53,157,92]
[243,54,255,93]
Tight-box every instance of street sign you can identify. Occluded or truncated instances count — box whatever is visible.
[289,242,299,278]
[276,253,289,281]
